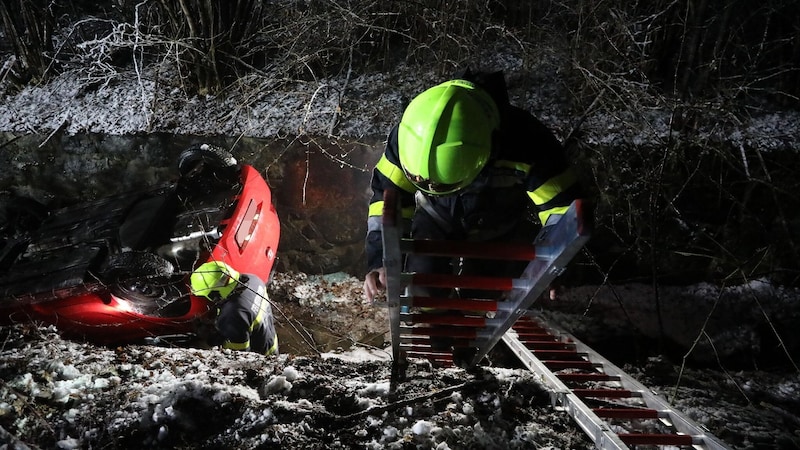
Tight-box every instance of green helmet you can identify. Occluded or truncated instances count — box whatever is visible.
[398,79,500,195]
[190,261,240,300]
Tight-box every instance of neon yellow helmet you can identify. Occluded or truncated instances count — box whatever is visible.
[190,261,240,300]
[398,79,500,195]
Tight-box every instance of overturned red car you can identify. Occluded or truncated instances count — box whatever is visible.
[0,144,280,344]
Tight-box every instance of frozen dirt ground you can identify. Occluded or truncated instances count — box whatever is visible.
[0,323,593,449]
[1,272,799,449]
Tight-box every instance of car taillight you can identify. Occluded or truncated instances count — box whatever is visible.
[234,199,261,251]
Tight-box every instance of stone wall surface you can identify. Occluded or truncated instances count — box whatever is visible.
[0,132,383,276]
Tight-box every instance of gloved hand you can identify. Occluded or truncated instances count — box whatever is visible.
[363,267,387,302]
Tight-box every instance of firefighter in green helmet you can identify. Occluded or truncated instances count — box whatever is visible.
[363,69,585,302]
[190,260,278,355]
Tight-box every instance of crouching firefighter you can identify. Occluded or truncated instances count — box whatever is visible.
[190,261,278,355]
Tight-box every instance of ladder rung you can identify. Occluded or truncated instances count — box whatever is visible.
[593,408,662,419]
[573,388,640,399]
[401,239,536,260]
[520,340,576,349]
[512,320,550,334]
[401,343,455,351]
[401,337,470,347]
[409,297,498,311]
[618,433,695,446]
[411,273,515,291]
[404,314,487,327]
[514,332,559,340]
[513,326,549,334]
[402,326,477,338]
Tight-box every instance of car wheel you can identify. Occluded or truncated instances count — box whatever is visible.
[177,143,239,188]
[111,277,188,317]
[101,252,189,317]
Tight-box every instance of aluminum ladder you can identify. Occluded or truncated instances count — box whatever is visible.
[381,189,591,371]
[503,312,731,449]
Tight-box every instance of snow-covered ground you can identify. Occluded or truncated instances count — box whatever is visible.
[0,273,595,449]
[0,323,591,449]
[2,272,799,449]
[2,59,798,152]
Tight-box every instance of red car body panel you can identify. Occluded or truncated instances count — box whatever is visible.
[211,165,280,284]
[0,164,280,344]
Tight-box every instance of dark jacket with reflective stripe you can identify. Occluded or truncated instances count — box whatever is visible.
[366,72,583,271]
[215,274,277,354]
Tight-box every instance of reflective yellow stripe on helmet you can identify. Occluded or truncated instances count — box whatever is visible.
[528,169,577,205]
[376,155,417,193]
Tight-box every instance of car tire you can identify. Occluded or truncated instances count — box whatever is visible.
[177,144,239,188]
[101,251,175,282]
[101,251,189,317]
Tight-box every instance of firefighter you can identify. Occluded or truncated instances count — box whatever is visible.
[190,261,278,355]
[363,69,584,302]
